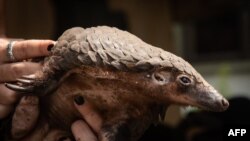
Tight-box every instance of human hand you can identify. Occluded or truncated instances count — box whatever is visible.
[71,96,102,141]
[0,39,55,119]
[19,96,102,141]
[0,39,102,141]
[41,96,102,141]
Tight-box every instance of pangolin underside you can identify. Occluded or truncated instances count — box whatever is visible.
[4,26,229,141]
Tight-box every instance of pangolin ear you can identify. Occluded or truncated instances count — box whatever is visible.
[152,71,171,85]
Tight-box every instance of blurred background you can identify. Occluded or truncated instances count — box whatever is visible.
[1,0,250,140]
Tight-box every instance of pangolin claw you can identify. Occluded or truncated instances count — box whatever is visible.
[16,78,34,84]
[5,83,34,93]
[21,74,36,80]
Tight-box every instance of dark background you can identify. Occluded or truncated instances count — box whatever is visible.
[1,0,250,141]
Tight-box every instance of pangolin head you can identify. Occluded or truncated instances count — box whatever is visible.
[142,50,229,112]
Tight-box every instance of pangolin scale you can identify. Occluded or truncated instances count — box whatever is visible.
[4,26,229,141]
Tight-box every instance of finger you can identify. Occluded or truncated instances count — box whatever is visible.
[0,39,54,62]
[74,96,102,133]
[20,121,49,141]
[0,62,42,82]
[11,96,39,139]
[71,120,98,141]
[0,104,13,119]
[13,40,55,60]
[0,84,20,104]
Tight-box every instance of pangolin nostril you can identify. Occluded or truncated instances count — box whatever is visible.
[221,98,229,108]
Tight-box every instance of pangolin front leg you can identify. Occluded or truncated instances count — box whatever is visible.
[5,71,62,97]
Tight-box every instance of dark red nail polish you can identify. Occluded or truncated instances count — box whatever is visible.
[74,96,84,105]
[47,44,54,51]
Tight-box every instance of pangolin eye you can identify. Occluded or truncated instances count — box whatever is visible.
[180,77,190,83]
[178,75,192,86]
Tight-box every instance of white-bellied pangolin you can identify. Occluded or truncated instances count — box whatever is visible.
[3,26,229,141]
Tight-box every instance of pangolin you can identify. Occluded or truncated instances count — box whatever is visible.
[5,26,229,141]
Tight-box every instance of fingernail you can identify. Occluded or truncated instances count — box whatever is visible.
[74,96,84,105]
[47,44,54,51]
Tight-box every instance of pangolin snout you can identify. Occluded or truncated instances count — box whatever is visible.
[211,90,229,112]
[196,90,229,112]
[198,97,229,112]
[208,97,229,112]
[219,98,229,111]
